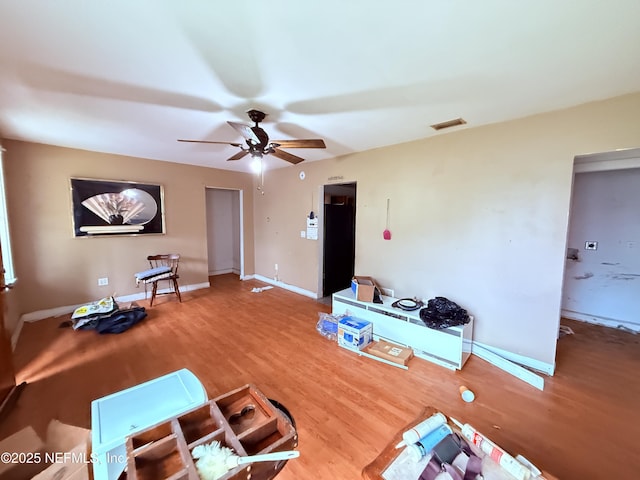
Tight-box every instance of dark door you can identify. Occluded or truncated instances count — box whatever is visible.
[323,185,356,296]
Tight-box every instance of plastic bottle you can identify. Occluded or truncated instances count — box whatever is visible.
[395,412,447,448]
[450,418,531,480]
[405,423,453,462]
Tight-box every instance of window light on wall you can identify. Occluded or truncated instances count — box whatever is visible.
[0,144,16,286]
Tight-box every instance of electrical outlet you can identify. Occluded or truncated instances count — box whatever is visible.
[98,277,109,286]
[585,241,598,250]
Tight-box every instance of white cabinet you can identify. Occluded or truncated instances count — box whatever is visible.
[332,288,473,370]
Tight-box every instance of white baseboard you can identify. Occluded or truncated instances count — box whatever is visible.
[561,309,640,333]
[21,304,83,323]
[473,341,555,376]
[134,282,210,301]
[209,268,241,276]
[240,274,254,281]
[10,317,24,351]
[20,282,211,323]
[253,274,319,299]
[472,343,545,391]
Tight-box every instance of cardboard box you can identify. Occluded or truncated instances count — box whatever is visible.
[351,276,382,303]
[0,426,46,479]
[338,317,373,350]
[0,420,91,480]
[365,340,414,366]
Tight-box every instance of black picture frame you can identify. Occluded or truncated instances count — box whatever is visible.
[70,178,165,237]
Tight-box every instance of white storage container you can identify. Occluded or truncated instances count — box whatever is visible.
[91,368,208,480]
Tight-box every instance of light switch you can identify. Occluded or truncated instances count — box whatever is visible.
[300,230,306,238]
[585,241,598,250]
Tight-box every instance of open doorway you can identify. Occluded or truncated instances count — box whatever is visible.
[322,183,356,297]
[561,149,640,332]
[205,188,244,279]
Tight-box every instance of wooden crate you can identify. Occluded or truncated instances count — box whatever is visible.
[123,384,297,480]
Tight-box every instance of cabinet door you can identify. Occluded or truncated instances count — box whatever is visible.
[409,326,461,366]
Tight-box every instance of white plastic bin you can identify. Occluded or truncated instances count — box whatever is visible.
[91,368,208,480]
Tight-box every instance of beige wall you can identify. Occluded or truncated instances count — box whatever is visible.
[254,92,640,368]
[2,141,255,333]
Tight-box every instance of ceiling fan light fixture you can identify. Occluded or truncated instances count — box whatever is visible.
[250,156,262,174]
[178,110,326,167]
[430,117,467,131]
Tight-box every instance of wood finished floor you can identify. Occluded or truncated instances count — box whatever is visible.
[1,273,639,479]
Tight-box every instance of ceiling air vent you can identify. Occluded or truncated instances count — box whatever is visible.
[430,118,467,131]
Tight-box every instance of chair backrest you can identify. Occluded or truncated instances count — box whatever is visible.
[147,254,180,275]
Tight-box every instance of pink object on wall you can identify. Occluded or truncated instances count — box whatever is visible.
[383,198,392,240]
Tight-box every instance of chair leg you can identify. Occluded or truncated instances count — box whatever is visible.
[173,278,182,302]
[150,282,158,307]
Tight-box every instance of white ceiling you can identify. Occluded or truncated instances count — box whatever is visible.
[1,1,639,174]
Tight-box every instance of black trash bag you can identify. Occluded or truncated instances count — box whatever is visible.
[419,297,470,330]
[96,307,147,334]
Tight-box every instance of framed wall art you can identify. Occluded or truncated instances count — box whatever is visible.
[70,178,165,237]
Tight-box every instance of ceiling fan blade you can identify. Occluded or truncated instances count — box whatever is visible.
[227,150,250,161]
[227,121,260,144]
[178,139,243,147]
[270,139,326,149]
[271,148,305,165]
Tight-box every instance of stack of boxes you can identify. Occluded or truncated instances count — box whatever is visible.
[336,276,381,351]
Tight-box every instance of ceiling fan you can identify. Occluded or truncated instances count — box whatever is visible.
[178,109,326,164]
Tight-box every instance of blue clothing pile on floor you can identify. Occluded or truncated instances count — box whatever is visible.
[70,297,147,334]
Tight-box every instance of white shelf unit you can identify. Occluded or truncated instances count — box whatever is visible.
[332,288,473,370]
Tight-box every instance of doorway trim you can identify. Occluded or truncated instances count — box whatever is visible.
[318,182,357,298]
[204,186,245,280]
[573,147,640,173]
[315,185,325,297]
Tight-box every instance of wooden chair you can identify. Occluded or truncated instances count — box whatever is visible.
[144,254,182,306]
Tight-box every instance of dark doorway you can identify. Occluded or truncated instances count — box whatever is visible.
[323,183,356,297]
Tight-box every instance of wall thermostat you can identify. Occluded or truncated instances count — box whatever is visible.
[299,171,305,180]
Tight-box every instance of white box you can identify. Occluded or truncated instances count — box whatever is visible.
[91,368,208,480]
[338,317,373,350]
